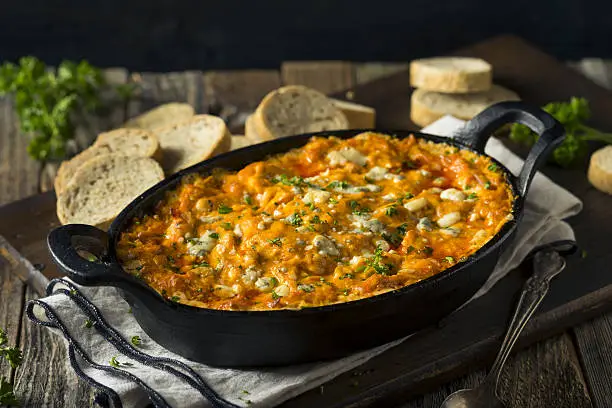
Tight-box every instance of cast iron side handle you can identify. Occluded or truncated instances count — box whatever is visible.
[48,224,129,287]
[453,101,566,197]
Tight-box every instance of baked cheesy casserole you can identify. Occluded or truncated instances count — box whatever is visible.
[116,132,514,310]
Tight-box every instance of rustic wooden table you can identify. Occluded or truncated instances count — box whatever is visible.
[1,58,611,408]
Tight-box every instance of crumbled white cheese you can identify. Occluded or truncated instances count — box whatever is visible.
[342,184,382,194]
[433,177,446,186]
[365,166,388,181]
[187,231,218,256]
[349,256,363,265]
[275,284,290,297]
[438,212,462,228]
[242,266,262,284]
[312,235,340,256]
[214,284,236,298]
[302,188,331,205]
[420,170,431,177]
[404,197,428,212]
[351,215,387,234]
[199,215,222,224]
[440,188,466,202]
[429,187,443,194]
[382,193,396,201]
[257,222,267,230]
[255,277,276,291]
[296,238,306,245]
[273,209,282,217]
[440,227,461,237]
[327,147,367,166]
[375,240,390,251]
[417,217,434,232]
[233,224,243,237]
[471,230,488,244]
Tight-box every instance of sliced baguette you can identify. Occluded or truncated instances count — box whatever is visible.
[231,135,255,150]
[56,154,164,229]
[244,114,263,143]
[54,128,161,194]
[152,114,231,175]
[330,99,376,128]
[410,57,492,93]
[588,145,612,194]
[253,85,348,140]
[124,103,195,130]
[410,85,520,127]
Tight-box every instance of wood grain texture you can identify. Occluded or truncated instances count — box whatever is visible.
[13,286,96,407]
[203,70,281,132]
[399,334,591,408]
[126,71,206,122]
[573,315,612,408]
[281,61,355,95]
[0,95,40,205]
[355,62,409,86]
[0,256,25,382]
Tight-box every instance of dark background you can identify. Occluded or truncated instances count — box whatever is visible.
[0,0,610,71]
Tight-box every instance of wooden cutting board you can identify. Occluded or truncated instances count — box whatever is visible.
[1,35,611,407]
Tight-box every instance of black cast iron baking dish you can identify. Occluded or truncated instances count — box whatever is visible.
[47,101,565,367]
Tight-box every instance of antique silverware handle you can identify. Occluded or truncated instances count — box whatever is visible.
[484,249,566,388]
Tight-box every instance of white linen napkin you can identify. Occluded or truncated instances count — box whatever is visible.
[27,116,582,408]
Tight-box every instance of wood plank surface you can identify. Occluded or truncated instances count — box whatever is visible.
[203,70,281,132]
[574,315,612,407]
[13,286,97,407]
[126,71,207,123]
[281,61,355,95]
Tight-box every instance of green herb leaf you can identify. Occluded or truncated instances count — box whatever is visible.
[466,192,478,200]
[445,256,455,263]
[487,164,499,172]
[287,212,303,226]
[385,206,398,217]
[209,232,220,239]
[221,222,232,230]
[84,319,94,328]
[268,237,282,247]
[297,284,315,293]
[110,356,133,368]
[244,195,253,205]
[218,204,233,214]
[0,376,18,406]
[131,336,142,347]
[327,180,349,190]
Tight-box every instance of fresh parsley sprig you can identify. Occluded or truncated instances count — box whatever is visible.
[0,327,22,406]
[0,56,135,161]
[510,97,612,167]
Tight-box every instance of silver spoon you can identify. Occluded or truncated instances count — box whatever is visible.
[440,249,567,408]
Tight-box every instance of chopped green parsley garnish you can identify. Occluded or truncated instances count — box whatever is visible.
[244,195,253,205]
[297,284,315,293]
[484,182,491,190]
[488,163,499,172]
[218,204,233,214]
[170,296,180,303]
[311,215,322,224]
[364,247,394,276]
[268,237,282,247]
[466,192,478,200]
[221,222,232,230]
[271,291,281,300]
[385,206,398,217]
[329,197,339,204]
[209,232,220,239]
[421,246,434,256]
[445,256,455,263]
[84,319,94,328]
[287,212,303,226]
[131,336,142,347]
[110,356,133,368]
[327,180,349,190]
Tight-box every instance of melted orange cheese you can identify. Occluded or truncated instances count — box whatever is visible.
[116,132,514,310]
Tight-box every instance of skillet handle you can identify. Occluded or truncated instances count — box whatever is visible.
[453,101,566,197]
[48,224,126,286]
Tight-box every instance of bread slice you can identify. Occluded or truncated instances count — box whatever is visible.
[588,145,612,194]
[56,154,164,229]
[124,103,195,130]
[54,128,161,194]
[252,85,349,140]
[410,57,492,93]
[410,85,520,127]
[231,135,255,150]
[152,114,231,175]
[244,114,263,143]
[330,98,376,128]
